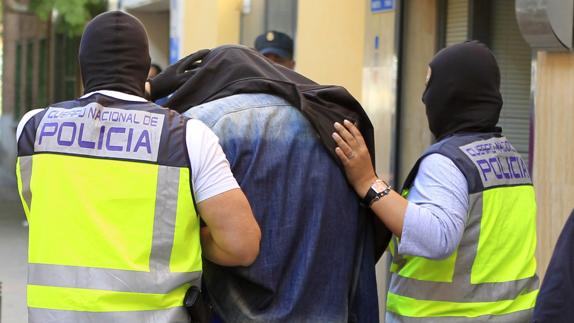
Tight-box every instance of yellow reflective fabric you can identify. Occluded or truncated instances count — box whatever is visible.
[27,283,189,312]
[170,168,202,272]
[389,238,396,259]
[16,158,31,221]
[28,154,157,271]
[471,186,537,283]
[401,188,409,198]
[392,188,457,282]
[389,238,400,273]
[387,289,538,318]
[395,251,458,282]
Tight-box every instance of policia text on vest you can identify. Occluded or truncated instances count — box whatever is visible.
[17,96,204,322]
[37,104,163,161]
[388,134,538,322]
[461,137,531,187]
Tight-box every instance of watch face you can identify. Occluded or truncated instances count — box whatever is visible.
[371,180,387,193]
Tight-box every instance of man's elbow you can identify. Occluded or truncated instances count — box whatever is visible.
[426,240,458,260]
[427,249,455,260]
[236,245,259,267]
[235,229,261,266]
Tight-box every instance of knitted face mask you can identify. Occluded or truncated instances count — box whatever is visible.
[79,11,151,97]
[422,40,503,140]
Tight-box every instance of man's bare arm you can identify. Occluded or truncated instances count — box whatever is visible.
[197,188,261,266]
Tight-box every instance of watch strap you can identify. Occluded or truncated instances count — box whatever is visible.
[362,180,392,206]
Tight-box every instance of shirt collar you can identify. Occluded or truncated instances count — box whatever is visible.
[80,90,148,102]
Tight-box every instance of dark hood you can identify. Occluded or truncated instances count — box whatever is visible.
[163,45,391,259]
[164,44,314,111]
[422,40,503,140]
[79,11,151,97]
[163,44,374,169]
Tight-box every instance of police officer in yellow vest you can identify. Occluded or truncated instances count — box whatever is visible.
[332,41,538,322]
[15,11,261,322]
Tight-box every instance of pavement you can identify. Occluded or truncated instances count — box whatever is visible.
[0,168,28,323]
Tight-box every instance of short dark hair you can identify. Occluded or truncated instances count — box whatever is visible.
[150,63,162,73]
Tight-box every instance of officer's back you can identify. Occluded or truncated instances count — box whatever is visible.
[15,11,260,323]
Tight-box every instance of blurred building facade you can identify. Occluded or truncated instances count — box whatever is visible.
[0,0,106,178]
[0,0,573,321]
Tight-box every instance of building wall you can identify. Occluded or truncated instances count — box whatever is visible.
[181,0,241,55]
[130,11,170,69]
[2,10,18,119]
[296,0,366,101]
[397,0,436,184]
[178,0,367,101]
[217,0,242,45]
[533,51,574,279]
[361,7,399,320]
[0,10,47,177]
[239,0,265,46]
[0,10,18,176]
[362,9,397,183]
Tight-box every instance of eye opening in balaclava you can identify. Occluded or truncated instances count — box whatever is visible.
[422,40,503,141]
[79,11,151,97]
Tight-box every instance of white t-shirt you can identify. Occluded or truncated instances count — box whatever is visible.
[16,90,239,203]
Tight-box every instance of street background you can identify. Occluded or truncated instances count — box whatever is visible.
[1,0,574,322]
[0,167,27,323]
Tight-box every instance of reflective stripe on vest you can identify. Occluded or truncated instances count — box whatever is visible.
[29,307,189,323]
[386,308,534,323]
[16,98,201,322]
[387,135,538,322]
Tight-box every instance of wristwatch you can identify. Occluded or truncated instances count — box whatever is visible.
[362,179,392,206]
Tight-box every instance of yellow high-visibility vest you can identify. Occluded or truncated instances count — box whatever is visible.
[16,95,201,322]
[387,134,538,322]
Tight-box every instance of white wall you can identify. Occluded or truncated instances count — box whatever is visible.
[129,11,170,69]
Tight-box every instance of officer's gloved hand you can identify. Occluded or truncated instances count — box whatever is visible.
[148,49,211,101]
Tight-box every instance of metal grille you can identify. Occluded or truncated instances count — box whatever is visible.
[446,0,469,46]
[490,0,532,159]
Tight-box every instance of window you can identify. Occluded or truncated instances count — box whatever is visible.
[240,0,297,48]
[442,0,532,162]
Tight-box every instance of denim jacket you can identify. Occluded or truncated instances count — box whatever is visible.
[185,94,379,323]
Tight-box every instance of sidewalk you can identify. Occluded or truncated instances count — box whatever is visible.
[0,168,28,323]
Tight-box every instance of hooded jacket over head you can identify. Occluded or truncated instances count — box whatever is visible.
[162,45,391,258]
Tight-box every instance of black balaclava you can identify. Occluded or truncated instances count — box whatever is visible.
[79,11,151,97]
[422,40,503,140]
